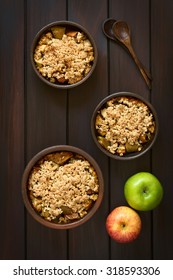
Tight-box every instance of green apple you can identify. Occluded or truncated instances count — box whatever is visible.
[124,172,163,211]
[106,206,142,243]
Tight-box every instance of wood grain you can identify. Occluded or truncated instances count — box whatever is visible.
[0,0,25,259]
[26,0,68,260]
[0,0,173,260]
[151,0,173,259]
[109,0,152,260]
[67,0,109,260]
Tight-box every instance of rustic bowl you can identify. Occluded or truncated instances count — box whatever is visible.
[91,92,159,160]
[21,145,104,229]
[31,21,98,89]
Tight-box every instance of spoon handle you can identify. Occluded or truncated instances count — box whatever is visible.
[138,58,152,81]
[125,42,152,89]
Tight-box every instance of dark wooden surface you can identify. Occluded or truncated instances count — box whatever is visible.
[0,0,173,260]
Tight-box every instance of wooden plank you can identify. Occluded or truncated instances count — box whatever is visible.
[109,0,152,259]
[26,0,68,259]
[109,0,151,95]
[151,0,173,259]
[0,0,25,259]
[67,0,110,259]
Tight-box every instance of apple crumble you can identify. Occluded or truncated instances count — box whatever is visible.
[95,96,156,156]
[33,26,95,85]
[28,152,99,223]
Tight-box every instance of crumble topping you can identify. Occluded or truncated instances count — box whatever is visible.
[28,152,99,223]
[33,26,95,85]
[95,96,156,156]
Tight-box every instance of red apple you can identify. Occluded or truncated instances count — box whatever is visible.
[106,206,142,243]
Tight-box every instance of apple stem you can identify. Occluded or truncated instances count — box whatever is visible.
[121,223,126,228]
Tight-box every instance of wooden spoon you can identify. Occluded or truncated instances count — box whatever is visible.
[112,20,152,89]
[102,18,117,41]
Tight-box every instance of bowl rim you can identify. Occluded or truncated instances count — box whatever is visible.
[31,20,98,89]
[21,145,104,229]
[91,91,159,160]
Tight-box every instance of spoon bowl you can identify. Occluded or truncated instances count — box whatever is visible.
[102,18,117,41]
[113,21,131,42]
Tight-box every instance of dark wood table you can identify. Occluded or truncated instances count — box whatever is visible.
[1,0,173,260]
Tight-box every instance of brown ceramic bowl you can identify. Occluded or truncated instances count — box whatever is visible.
[31,21,98,89]
[22,145,104,229]
[91,92,159,160]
